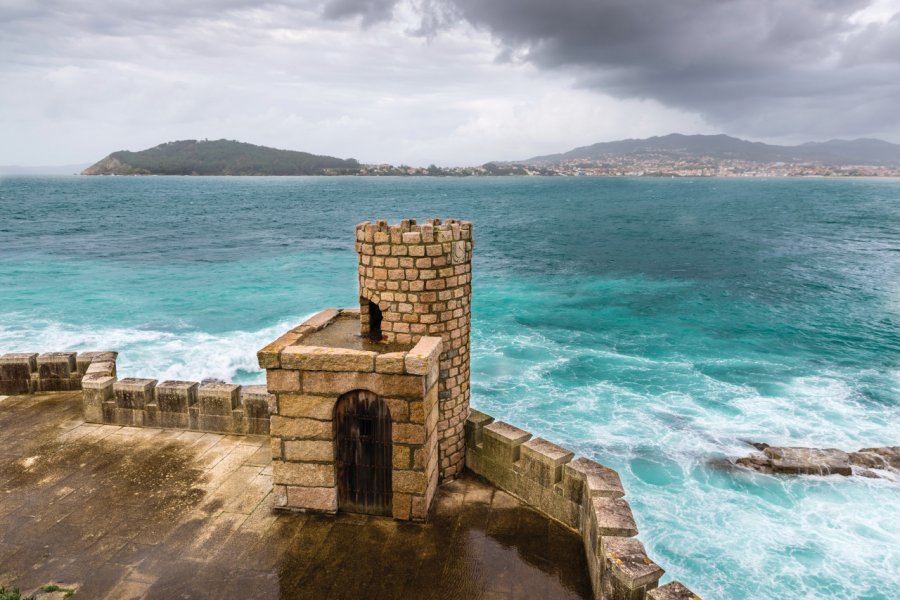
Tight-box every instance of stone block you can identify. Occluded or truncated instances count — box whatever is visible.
[266,369,301,392]
[0,353,38,394]
[392,493,412,520]
[393,423,426,444]
[37,352,76,379]
[393,470,427,494]
[285,440,333,462]
[144,403,161,428]
[516,474,544,508]
[76,351,117,376]
[114,378,156,409]
[247,417,270,435]
[85,360,117,378]
[197,414,234,432]
[563,457,625,502]
[303,371,424,398]
[478,457,517,492]
[539,487,581,530]
[159,411,190,429]
[648,581,701,600]
[482,421,532,464]
[465,409,495,448]
[278,394,335,420]
[375,352,406,374]
[405,336,441,375]
[601,537,664,598]
[189,405,199,429]
[300,308,341,330]
[590,497,638,538]
[198,382,240,416]
[273,461,335,487]
[240,384,270,419]
[112,407,143,427]
[82,375,115,423]
[281,345,377,372]
[156,380,198,413]
[257,331,302,369]
[520,437,575,487]
[286,486,337,512]
[270,416,332,440]
[411,494,429,520]
[231,408,247,434]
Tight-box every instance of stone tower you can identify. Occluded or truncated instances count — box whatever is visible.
[356,218,473,480]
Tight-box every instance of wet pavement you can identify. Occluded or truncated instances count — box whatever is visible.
[0,393,590,599]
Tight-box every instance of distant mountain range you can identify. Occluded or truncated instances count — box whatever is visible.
[522,134,900,166]
[82,139,360,176]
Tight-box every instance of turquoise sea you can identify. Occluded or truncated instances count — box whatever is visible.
[1,175,898,599]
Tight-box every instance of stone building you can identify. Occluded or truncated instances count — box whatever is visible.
[257,218,473,520]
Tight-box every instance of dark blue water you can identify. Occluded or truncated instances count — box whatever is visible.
[2,175,898,598]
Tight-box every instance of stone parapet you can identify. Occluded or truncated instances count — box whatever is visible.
[465,409,701,600]
[73,357,272,435]
[0,351,118,394]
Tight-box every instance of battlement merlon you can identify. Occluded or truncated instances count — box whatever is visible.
[355,218,473,482]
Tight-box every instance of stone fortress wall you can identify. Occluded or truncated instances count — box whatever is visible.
[465,410,700,600]
[1,350,271,435]
[1,218,704,599]
[356,218,472,481]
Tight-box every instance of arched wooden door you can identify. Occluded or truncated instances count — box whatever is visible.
[334,390,392,516]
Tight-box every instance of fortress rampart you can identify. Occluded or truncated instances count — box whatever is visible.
[2,218,703,599]
[465,411,700,600]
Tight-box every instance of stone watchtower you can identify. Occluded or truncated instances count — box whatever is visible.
[258,218,472,521]
[356,219,473,480]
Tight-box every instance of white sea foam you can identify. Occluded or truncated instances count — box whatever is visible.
[0,315,312,383]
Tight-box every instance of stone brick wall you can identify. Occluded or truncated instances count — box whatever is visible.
[465,410,701,600]
[0,351,117,394]
[356,218,473,481]
[82,372,271,435]
[260,308,442,521]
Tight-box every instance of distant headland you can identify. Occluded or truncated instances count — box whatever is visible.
[81,135,900,177]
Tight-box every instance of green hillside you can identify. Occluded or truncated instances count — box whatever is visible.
[82,139,361,175]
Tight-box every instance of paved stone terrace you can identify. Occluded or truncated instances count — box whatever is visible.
[0,393,590,599]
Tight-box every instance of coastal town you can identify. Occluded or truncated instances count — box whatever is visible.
[357,158,900,177]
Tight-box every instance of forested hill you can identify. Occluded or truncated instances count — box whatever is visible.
[82,139,361,175]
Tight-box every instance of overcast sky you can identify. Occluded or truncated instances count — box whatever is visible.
[2,0,900,166]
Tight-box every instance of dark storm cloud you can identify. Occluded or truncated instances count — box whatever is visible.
[325,0,900,139]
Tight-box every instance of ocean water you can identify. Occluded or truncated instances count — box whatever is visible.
[1,175,898,599]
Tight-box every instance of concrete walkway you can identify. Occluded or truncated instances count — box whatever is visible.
[0,393,590,599]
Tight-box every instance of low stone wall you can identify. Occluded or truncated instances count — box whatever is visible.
[465,410,701,600]
[83,374,271,435]
[0,351,117,394]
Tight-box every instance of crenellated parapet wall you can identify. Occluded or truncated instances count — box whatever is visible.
[465,410,701,600]
[0,351,118,394]
[83,374,271,435]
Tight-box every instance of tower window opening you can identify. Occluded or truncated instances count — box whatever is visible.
[368,302,383,342]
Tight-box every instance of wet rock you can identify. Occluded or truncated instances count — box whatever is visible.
[856,447,900,469]
[763,446,852,476]
[736,444,899,479]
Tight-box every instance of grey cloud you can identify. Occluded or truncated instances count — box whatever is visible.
[322,0,397,24]
[326,0,900,140]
